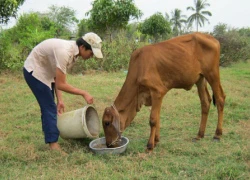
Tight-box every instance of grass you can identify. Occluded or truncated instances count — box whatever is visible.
[1,61,250,179]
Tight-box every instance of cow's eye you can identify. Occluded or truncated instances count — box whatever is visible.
[105,122,110,126]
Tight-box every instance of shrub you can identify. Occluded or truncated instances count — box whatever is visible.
[70,31,146,73]
[213,24,250,66]
[0,13,56,70]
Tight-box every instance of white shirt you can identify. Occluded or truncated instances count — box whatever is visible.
[24,38,79,89]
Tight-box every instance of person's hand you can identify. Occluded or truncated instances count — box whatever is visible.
[57,101,65,116]
[83,92,94,104]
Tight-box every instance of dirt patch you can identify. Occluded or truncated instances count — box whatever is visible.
[0,130,9,140]
[0,79,6,84]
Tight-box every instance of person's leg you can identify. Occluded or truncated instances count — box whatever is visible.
[23,68,61,151]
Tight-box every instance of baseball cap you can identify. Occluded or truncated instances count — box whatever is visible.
[82,32,103,58]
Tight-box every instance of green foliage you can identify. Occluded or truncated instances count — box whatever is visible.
[87,0,142,41]
[71,31,145,73]
[213,24,250,66]
[1,2,250,71]
[77,18,90,37]
[139,12,171,42]
[13,13,54,45]
[238,27,250,39]
[125,22,141,40]
[48,5,78,37]
[0,30,19,69]
[100,35,136,71]
[187,0,212,32]
[0,0,25,24]
[170,9,187,36]
[40,16,55,31]
[0,12,56,70]
[213,22,227,36]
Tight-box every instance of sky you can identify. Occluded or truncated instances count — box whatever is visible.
[2,0,250,32]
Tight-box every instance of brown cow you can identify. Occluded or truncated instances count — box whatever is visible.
[102,32,226,152]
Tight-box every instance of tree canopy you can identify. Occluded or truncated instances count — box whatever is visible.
[87,0,142,41]
[170,9,187,36]
[139,12,171,42]
[77,19,90,37]
[187,0,212,32]
[47,5,78,37]
[0,0,25,24]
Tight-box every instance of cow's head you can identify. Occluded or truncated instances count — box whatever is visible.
[102,98,140,148]
[102,106,122,148]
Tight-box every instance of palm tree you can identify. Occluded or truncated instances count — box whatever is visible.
[170,9,187,36]
[187,0,212,32]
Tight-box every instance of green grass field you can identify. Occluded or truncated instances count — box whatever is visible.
[1,61,250,179]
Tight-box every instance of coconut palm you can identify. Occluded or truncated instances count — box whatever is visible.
[187,0,212,32]
[170,8,187,36]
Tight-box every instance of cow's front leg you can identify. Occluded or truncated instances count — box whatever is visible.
[146,90,165,152]
[147,114,158,152]
[155,118,160,145]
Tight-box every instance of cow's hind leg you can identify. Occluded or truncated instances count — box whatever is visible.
[211,83,225,140]
[194,76,212,141]
[205,73,226,140]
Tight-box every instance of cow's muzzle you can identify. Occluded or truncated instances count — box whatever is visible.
[107,135,122,147]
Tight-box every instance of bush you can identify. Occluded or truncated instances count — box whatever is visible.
[70,31,147,73]
[213,24,250,66]
[0,13,56,70]
[217,31,250,66]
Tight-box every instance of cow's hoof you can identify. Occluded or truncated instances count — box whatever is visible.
[146,148,153,153]
[147,143,154,149]
[213,137,220,142]
[146,143,154,153]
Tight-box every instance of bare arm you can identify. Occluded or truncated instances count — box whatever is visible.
[55,68,93,104]
[55,85,65,115]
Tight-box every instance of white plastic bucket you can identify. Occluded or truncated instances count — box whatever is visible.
[57,105,100,139]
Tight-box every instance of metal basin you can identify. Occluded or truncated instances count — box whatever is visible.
[89,136,129,154]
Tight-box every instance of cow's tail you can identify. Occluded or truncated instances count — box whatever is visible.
[212,94,216,106]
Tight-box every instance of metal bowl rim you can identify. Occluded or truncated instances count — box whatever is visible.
[89,136,129,150]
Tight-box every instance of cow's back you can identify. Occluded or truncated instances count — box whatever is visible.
[132,33,220,65]
[128,33,220,90]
